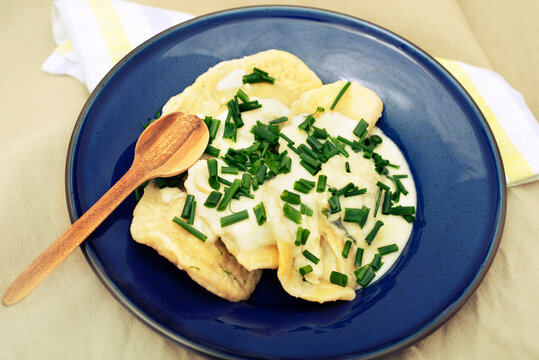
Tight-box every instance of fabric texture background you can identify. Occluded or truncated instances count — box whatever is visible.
[1,0,538,359]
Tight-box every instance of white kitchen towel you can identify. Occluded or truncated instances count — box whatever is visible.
[41,0,539,186]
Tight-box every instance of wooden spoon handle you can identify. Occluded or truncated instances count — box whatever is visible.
[3,164,149,306]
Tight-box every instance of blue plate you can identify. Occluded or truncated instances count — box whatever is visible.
[66,6,505,360]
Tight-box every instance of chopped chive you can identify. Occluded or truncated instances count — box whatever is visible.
[389,206,416,216]
[353,119,369,139]
[217,176,232,186]
[207,159,218,177]
[280,190,301,205]
[370,253,383,271]
[403,214,416,223]
[378,244,399,255]
[336,136,354,147]
[287,143,301,155]
[205,144,221,157]
[370,135,382,144]
[236,88,249,103]
[345,162,351,173]
[354,265,368,280]
[300,203,314,216]
[279,156,292,174]
[299,265,313,277]
[329,271,348,287]
[204,191,222,208]
[241,173,252,191]
[358,206,370,228]
[316,175,327,192]
[299,160,319,176]
[252,125,278,144]
[394,177,409,195]
[221,166,238,175]
[335,182,356,196]
[303,250,320,264]
[217,179,241,211]
[220,210,249,227]
[342,240,352,258]
[187,200,196,225]
[239,100,262,112]
[330,81,351,110]
[312,126,328,139]
[172,216,207,242]
[365,220,384,245]
[256,164,267,184]
[222,121,237,142]
[301,228,311,244]
[299,152,321,169]
[328,195,341,214]
[269,116,289,125]
[208,118,220,142]
[294,178,315,194]
[343,208,363,223]
[374,189,382,217]
[382,190,392,215]
[253,202,267,226]
[356,266,375,287]
[307,135,324,153]
[344,188,367,197]
[283,203,302,224]
[295,227,304,246]
[279,133,295,145]
[376,181,390,191]
[394,174,408,179]
[298,115,315,132]
[354,248,364,266]
[252,176,259,191]
[181,195,194,219]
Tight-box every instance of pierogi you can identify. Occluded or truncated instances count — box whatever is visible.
[131,50,416,303]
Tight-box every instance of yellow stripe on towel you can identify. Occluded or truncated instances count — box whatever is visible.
[437,58,533,184]
[55,40,73,56]
[87,0,132,64]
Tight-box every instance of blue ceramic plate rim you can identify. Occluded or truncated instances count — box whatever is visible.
[65,6,506,360]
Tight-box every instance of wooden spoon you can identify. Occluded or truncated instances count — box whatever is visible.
[3,112,209,306]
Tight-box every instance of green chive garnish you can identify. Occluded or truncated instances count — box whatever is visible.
[376,181,390,191]
[205,144,220,157]
[374,189,382,217]
[242,68,275,84]
[345,162,351,173]
[344,188,367,197]
[356,266,375,287]
[217,179,241,211]
[218,176,232,186]
[382,190,392,215]
[353,119,369,139]
[343,208,362,223]
[295,227,304,246]
[207,158,218,177]
[328,195,341,214]
[358,206,370,228]
[334,182,356,196]
[239,100,262,112]
[329,271,348,287]
[330,81,351,110]
[283,203,302,224]
[370,253,383,271]
[221,166,238,175]
[354,248,364,266]
[394,177,409,195]
[172,216,207,242]
[181,195,194,219]
[378,244,399,255]
[208,118,220,142]
[253,202,267,225]
[280,190,301,205]
[389,206,416,216]
[299,265,313,277]
[312,126,328,139]
[241,173,252,191]
[307,135,324,153]
[187,200,196,225]
[294,178,315,194]
[298,115,315,132]
[300,203,314,216]
[316,175,327,192]
[269,116,288,125]
[204,191,222,208]
[337,136,354,147]
[342,240,352,258]
[279,133,295,145]
[236,88,249,103]
[303,250,320,264]
[365,220,384,245]
[370,135,382,144]
[220,210,249,227]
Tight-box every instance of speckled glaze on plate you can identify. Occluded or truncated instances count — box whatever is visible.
[65,6,505,360]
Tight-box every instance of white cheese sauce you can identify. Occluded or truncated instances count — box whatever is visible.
[183,97,415,289]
